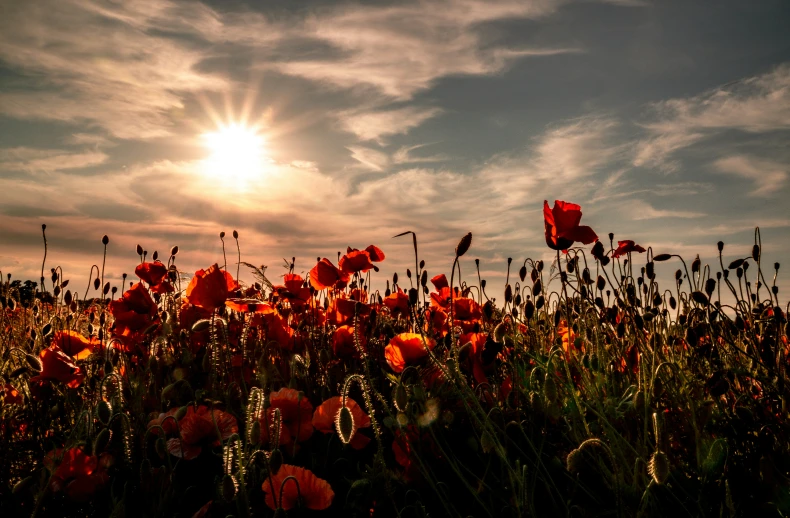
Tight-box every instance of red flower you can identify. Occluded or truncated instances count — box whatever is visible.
[339,249,375,275]
[262,464,334,510]
[134,261,168,286]
[430,274,449,291]
[459,332,489,384]
[612,240,647,259]
[364,244,385,262]
[273,273,312,305]
[543,200,598,251]
[52,330,99,360]
[312,396,371,449]
[309,258,350,290]
[384,333,436,373]
[225,298,274,313]
[332,325,366,358]
[109,282,160,336]
[185,264,238,311]
[45,447,110,502]
[383,288,410,318]
[164,406,238,460]
[258,388,314,448]
[31,345,84,387]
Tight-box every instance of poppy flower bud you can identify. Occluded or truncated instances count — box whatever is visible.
[136,244,143,256]
[532,279,542,297]
[335,405,356,445]
[102,235,109,245]
[646,262,655,279]
[504,284,512,303]
[705,278,716,297]
[394,384,408,412]
[420,270,428,287]
[94,427,111,454]
[233,230,239,239]
[594,297,604,309]
[266,449,283,476]
[537,260,544,272]
[752,245,760,261]
[692,256,701,273]
[535,295,545,310]
[64,290,72,306]
[653,253,671,262]
[524,300,535,319]
[608,232,614,241]
[220,231,225,239]
[96,400,112,425]
[171,246,179,256]
[775,262,780,271]
[742,261,749,271]
[717,241,724,252]
[221,474,237,502]
[408,288,419,306]
[649,451,670,485]
[736,267,743,279]
[481,279,486,289]
[773,286,779,296]
[455,232,472,257]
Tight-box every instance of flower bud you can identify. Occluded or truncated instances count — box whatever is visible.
[455,232,472,257]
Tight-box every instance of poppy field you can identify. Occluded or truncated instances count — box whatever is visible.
[1,200,788,517]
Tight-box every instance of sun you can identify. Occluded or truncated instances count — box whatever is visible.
[201,123,267,187]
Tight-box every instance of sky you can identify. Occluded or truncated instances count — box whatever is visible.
[0,0,788,299]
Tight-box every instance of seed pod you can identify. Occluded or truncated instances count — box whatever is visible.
[408,288,419,306]
[455,232,472,257]
[233,230,239,240]
[648,450,670,484]
[519,265,527,282]
[692,256,701,273]
[336,405,356,445]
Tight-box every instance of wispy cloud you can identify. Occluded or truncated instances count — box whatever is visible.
[337,106,443,142]
[713,155,788,197]
[0,147,108,173]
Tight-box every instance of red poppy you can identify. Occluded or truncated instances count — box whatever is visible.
[339,249,375,275]
[147,406,182,435]
[258,388,314,448]
[262,312,296,350]
[45,447,110,502]
[165,406,238,460]
[364,245,385,262]
[431,274,449,291]
[332,325,367,358]
[459,332,489,384]
[309,258,350,290]
[557,320,577,353]
[312,396,371,449]
[543,200,598,251]
[109,282,160,337]
[384,288,410,318]
[262,464,334,510]
[612,240,647,259]
[273,273,312,305]
[31,345,84,388]
[385,333,436,373]
[135,261,169,286]
[185,264,238,311]
[225,298,274,313]
[53,330,99,360]
[150,281,175,294]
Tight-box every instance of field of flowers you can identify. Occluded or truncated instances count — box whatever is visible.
[0,200,788,517]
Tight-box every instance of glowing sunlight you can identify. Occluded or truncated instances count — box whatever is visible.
[201,123,267,188]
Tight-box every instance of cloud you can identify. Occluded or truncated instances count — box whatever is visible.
[337,106,443,142]
[621,200,706,220]
[0,0,227,139]
[0,147,108,173]
[270,1,579,100]
[713,155,788,197]
[635,64,790,169]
